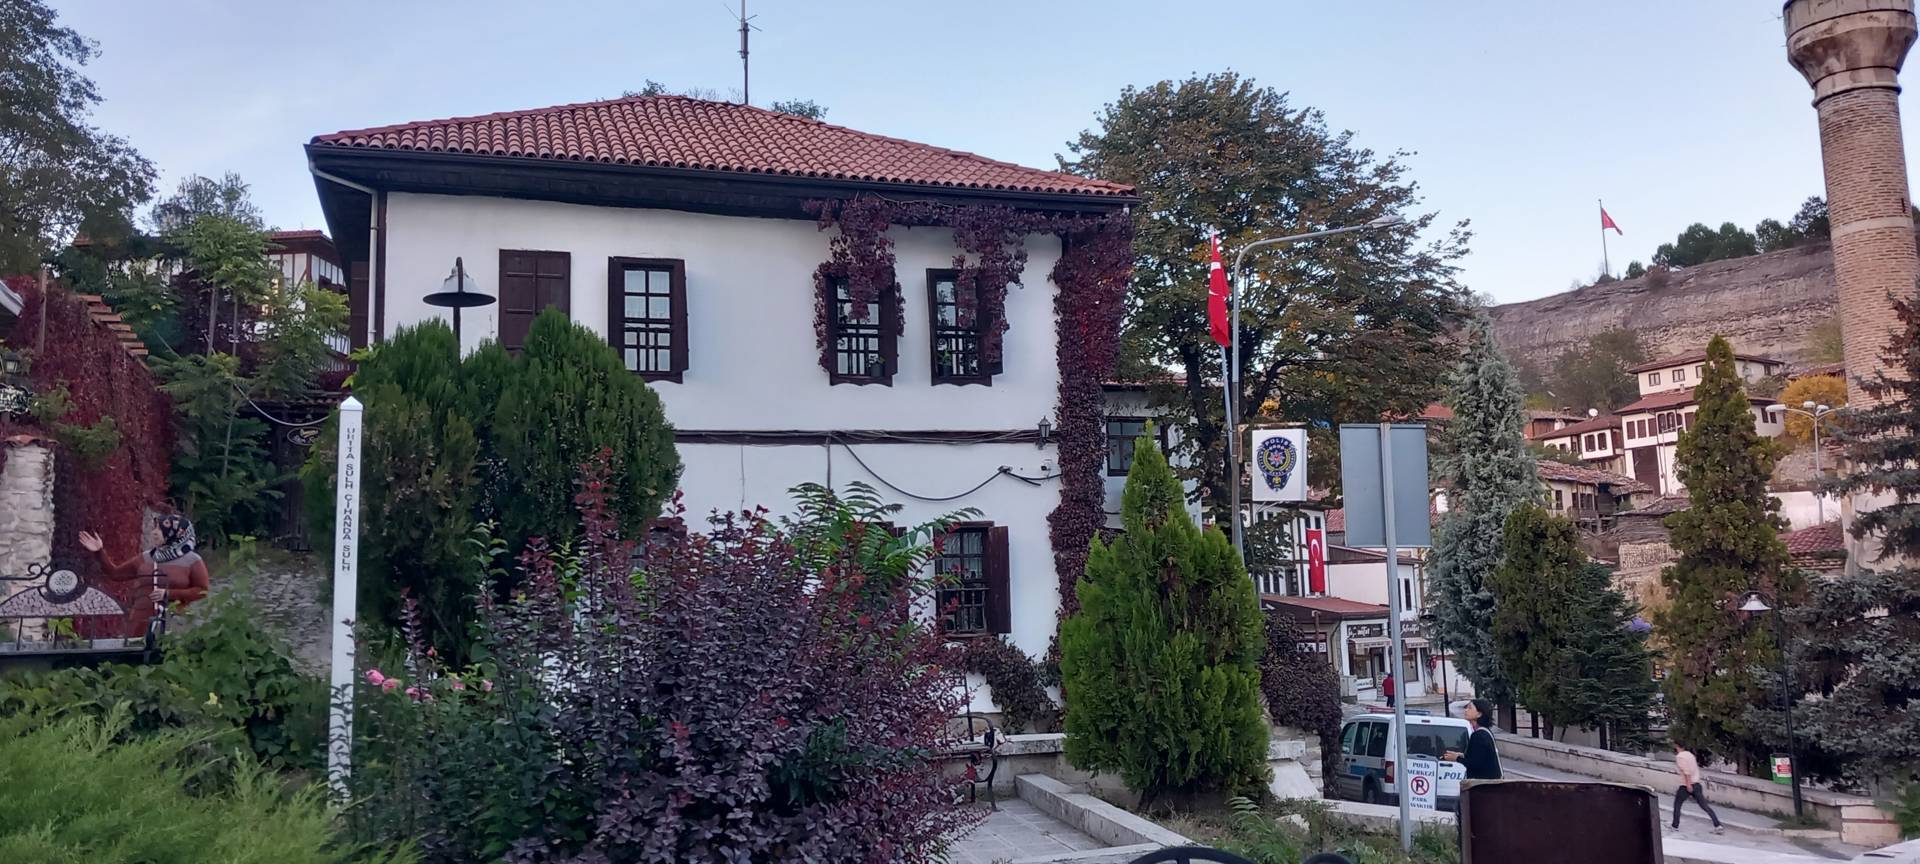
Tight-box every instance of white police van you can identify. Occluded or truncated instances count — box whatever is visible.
[1331,711,1471,812]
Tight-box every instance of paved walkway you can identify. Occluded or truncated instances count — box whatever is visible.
[1504,757,1864,860]
[948,797,1107,864]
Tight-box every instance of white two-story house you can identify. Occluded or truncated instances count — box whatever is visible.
[306,95,1137,689]
[1616,350,1785,495]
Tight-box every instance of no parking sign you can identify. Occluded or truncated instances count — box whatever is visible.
[1406,758,1439,810]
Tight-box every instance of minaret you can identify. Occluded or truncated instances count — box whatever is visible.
[1785,0,1920,407]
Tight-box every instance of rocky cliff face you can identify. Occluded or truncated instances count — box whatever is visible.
[1488,242,1837,371]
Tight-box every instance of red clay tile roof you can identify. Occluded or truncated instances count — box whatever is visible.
[1537,460,1651,493]
[1616,390,1779,414]
[1626,350,1786,374]
[1784,521,1847,572]
[1325,508,1346,532]
[311,95,1135,199]
[1539,414,1617,439]
[1791,362,1845,380]
[1622,495,1689,517]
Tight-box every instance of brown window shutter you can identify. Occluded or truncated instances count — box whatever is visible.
[986,525,1011,634]
[669,261,688,375]
[499,250,571,353]
[347,261,370,350]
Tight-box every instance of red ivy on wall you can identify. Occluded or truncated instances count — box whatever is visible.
[1044,216,1132,632]
[806,198,906,375]
[801,201,1132,662]
[805,198,1041,379]
[2,276,174,638]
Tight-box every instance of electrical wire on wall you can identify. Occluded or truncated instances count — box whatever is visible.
[831,436,1058,503]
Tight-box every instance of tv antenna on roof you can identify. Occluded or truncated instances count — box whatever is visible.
[725,1,762,105]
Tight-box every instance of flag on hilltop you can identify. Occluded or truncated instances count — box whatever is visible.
[1208,232,1231,348]
[1601,207,1623,235]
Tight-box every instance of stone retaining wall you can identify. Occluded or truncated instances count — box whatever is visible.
[1497,734,1898,846]
[0,440,55,641]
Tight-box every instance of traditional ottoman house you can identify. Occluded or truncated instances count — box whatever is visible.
[305,95,1135,702]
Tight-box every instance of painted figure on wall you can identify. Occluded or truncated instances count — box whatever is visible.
[77,514,210,609]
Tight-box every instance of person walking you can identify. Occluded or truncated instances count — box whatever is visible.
[1382,672,1396,708]
[1671,742,1724,833]
[1445,699,1503,781]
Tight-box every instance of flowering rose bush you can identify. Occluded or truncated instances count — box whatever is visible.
[348,454,978,863]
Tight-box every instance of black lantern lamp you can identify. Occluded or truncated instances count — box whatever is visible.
[422,257,496,342]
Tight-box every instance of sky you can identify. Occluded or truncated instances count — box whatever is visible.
[48,0,1894,304]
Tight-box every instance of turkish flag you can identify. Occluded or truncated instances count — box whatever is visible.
[1601,207,1623,235]
[1208,233,1231,348]
[1306,528,1327,595]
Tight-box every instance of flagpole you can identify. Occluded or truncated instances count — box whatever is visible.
[1599,198,1611,279]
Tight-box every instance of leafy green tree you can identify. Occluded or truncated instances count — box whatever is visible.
[492,309,681,549]
[770,99,828,120]
[1548,328,1645,413]
[1060,72,1469,519]
[1653,222,1760,268]
[1429,316,1536,717]
[0,0,155,273]
[1624,260,1647,279]
[1755,218,1797,253]
[1783,298,1920,789]
[1491,505,1655,746]
[156,353,278,544]
[1656,336,1799,769]
[1788,196,1830,243]
[1061,433,1269,804]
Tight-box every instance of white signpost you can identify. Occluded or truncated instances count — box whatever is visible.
[1248,428,1308,502]
[1407,757,1439,811]
[1339,423,1431,853]
[327,396,364,799]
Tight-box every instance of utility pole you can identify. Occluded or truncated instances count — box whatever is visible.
[737,0,751,105]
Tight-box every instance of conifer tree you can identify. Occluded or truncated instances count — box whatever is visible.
[1786,298,1920,787]
[1492,505,1655,746]
[1060,432,1269,805]
[1430,316,1537,713]
[1657,336,1799,769]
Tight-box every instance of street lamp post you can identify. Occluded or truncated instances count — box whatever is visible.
[1227,215,1405,556]
[1768,402,1844,522]
[1739,591,1804,819]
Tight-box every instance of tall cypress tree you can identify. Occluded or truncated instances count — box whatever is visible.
[1060,432,1269,804]
[1430,316,1536,713]
[1493,505,1655,746]
[1786,298,1920,788]
[1657,336,1800,770]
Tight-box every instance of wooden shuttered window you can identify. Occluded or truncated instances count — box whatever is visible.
[826,276,896,385]
[937,523,1012,636]
[607,257,688,381]
[985,525,1011,635]
[499,250,572,353]
[348,261,370,350]
[927,269,998,385]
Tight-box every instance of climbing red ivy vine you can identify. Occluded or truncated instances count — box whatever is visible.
[804,199,1131,668]
[2,276,174,638]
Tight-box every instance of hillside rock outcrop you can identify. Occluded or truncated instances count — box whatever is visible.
[1488,242,1836,372]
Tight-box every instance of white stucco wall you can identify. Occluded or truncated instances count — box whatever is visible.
[378,192,1076,713]
[1323,560,1422,612]
[382,192,1061,431]
[1099,388,1202,528]
[1773,489,1843,530]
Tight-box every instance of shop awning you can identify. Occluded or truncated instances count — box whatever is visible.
[1350,637,1429,650]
